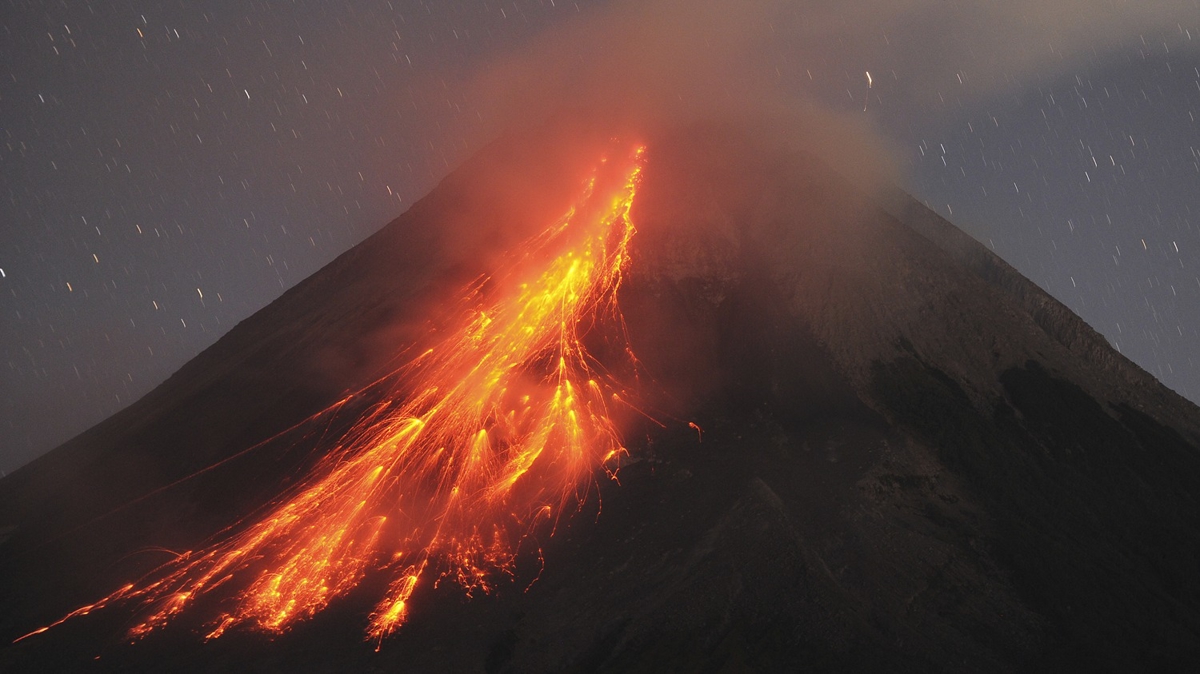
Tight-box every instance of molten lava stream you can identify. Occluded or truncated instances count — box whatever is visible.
[23,144,647,646]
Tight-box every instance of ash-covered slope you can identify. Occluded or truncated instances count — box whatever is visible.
[2,120,1200,672]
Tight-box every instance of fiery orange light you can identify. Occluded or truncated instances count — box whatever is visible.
[21,143,646,646]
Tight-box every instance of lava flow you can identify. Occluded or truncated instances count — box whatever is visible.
[22,143,647,646]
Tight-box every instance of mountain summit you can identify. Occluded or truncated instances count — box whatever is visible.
[3,119,1199,672]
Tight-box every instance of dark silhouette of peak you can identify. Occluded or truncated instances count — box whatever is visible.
[2,119,1199,672]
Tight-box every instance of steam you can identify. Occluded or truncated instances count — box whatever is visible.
[463,0,1196,186]
[771,0,1198,104]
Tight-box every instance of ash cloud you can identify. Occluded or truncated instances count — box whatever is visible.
[771,0,1198,102]
[465,0,901,190]
[462,0,1195,186]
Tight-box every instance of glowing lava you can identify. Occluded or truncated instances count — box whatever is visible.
[23,143,646,646]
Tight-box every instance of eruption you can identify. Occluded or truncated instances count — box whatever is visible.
[21,143,647,646]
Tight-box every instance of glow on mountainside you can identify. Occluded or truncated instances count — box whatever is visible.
[19,144,647,647]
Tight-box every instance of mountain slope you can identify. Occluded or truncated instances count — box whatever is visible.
[2,119,1198,672]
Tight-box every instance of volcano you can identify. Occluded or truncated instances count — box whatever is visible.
[2,119,1200,672]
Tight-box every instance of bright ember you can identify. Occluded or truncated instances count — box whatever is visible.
[23,143,647,646]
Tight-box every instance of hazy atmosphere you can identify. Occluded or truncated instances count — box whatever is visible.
[3,0,1199,475]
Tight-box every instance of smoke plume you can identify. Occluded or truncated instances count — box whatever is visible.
[463,0,1195,185]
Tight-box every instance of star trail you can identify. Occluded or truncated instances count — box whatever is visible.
[3,0,1198,475]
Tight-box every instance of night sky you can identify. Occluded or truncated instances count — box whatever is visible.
[3,0,1199,476]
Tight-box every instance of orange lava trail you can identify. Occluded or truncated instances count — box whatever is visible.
[20,144,646,646]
